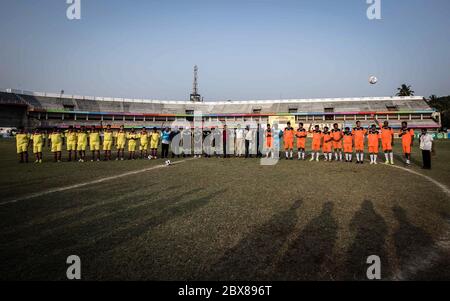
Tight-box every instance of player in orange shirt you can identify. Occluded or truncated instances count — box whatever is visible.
[331,123,343,161]
[398,121,415,165]
[367,124,381,165]
[296,123,307,160]
[352,121,367,164]
[342,127,353,162]
[265,124,274,159]
[309,125,322,162]
[375,118,395,165]
[283,122,295,160]
[322,127,333,162]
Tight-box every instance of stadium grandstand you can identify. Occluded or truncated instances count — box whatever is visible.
[0,88,441,130]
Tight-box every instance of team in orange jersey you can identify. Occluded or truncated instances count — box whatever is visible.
[283,122,295,160]
[342,127,354,162]
[352,121,367,164]
[309,125,323,161]
[322,127,333,162]
[295,123,308,160]
[331,123,343,161]
[399,121,415,165]
[260,120,416,164]
[375,118,395,165]
[367,125,381,165]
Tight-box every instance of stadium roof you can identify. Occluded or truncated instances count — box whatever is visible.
[2,88,425,105]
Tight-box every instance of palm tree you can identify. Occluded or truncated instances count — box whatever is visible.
[396,84,415,96]
[428,95,438,102]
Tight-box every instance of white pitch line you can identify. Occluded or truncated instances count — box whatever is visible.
[0,159,191,206]
[383,163,450,197]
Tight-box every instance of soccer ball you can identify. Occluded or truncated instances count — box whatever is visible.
[369,76,378,85]
[165,160,172,166]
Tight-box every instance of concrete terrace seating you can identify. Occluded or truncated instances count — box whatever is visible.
[1,91,433,115]
[0,92,24,106]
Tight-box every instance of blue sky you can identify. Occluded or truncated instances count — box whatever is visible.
[0,0,449,100]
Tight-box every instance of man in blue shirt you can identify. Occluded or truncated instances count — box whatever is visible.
[161,127,171,159]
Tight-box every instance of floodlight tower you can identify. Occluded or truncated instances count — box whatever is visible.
[190,65,202,102]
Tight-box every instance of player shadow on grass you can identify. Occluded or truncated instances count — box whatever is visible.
[341,200,389,280]
[0,183,183,242]
[274,201,338,281]
[0,187,223,280]
[392,206,438,280]
[205,200,303,281]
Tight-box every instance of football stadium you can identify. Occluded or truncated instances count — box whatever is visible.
[1,86,450,281]
[1,0,450,287]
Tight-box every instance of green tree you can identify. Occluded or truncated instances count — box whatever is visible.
[396,84,415,96]
[426,95,450,129]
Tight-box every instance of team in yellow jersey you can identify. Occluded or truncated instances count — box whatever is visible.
[89,127,101,161]
[31,129,45,163]
[115,125,127,161]
[139,127,149,159]
[77,126,88,162]
[49,128,64,162]
[66,126,78,162]
[149,127,161,159]
[15,128,30,163]
[127,128,138,160]
[103,124,114,161]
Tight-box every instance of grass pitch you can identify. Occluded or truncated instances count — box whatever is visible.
[0,139,449,281]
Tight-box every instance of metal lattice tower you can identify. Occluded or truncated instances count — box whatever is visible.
[193,65,198,95]
[190,65,201,102]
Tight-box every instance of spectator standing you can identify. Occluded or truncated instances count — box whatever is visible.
[419,128,434,169]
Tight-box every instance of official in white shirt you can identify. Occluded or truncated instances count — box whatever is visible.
[235,125,245,157]
[419,128,434,169]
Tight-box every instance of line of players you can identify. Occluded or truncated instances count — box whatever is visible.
[15,118,415,165]
[15,125,163,163]
[268,119,414,165]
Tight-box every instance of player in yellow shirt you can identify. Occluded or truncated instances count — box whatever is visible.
[139,127,149,159]
[102,124,114,161]
[77,126,88,162]
[89,126,101,161]
[66,126,78,162]
[149,127,160,159]
[49,127,64,162]
[127,128,139,160]
[115,125,127,161]
[16,128,30,163]
[31,129,45,163]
